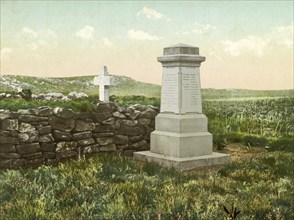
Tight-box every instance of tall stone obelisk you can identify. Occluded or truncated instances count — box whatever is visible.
[134,43,229,171]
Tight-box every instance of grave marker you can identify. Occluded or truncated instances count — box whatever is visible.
[134,43,230,171]
[94,66,114,102]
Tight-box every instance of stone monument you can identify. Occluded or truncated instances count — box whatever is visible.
[134,43,229,171]
[94,66,114,102]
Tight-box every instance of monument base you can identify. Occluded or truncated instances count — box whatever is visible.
[133,151,230,171]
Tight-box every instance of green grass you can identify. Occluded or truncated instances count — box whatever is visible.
[0,151,293,219]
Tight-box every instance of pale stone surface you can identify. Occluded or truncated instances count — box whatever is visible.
[93,66,114,102]
[134,43,229,170]
[134,151,230,171]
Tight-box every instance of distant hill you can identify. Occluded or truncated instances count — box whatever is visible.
[0,75,161,98]
[0,75,292,99]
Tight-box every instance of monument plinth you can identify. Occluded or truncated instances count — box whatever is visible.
[134,43,229,171]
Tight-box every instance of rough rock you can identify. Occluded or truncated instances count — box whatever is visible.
[113,111,126,119]
[49,116,76,132]
[19,123,35,133]
[19,115,47,122]
[16,143,40,154]
[78,138,95,146]
[96,137,113,146]
[1,119,19,130]
[73,131,92,140]
[114,135,128,144]
[99,144,116,152]
[39,134,54,142]
[0,144,16,153]
[53,130,72,141]
[75,119,95,131]
[38,126,51,135]
[56,142,77,152]
[0,153,21,159]
[53,107,75,119]
[0,136,19,144]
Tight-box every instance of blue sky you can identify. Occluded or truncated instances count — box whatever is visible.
[1,1,293,89]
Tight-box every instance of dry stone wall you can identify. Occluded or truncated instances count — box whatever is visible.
[0,102,158,169]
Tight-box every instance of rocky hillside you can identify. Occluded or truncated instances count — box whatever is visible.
[0,75,161,98]
[1,75,292,99]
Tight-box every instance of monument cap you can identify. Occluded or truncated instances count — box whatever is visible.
[163,43,199,55]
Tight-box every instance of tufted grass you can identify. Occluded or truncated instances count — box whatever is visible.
[0,151,293,219]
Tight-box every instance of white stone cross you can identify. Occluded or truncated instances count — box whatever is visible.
[93,66,114,102]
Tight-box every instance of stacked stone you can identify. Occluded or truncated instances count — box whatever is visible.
[0,102,157,169]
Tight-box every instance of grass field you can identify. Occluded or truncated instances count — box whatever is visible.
[0,148,293,219]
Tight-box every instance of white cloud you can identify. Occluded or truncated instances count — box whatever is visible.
[222,36,270,56]
[193,23,216,34]
[137,7,166,20]
[43,29,57,38]
[103,38,113,46]
[0,47,13,61]
[272,24,293,48]
[76,25,94,40]
[128,29,162,41]
[22,26,38,38]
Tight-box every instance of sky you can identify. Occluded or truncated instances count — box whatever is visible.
[0,0,293,90]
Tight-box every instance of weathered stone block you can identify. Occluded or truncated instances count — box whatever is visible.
[83,144,100,154]
[13,159,27,168]
[95,102,117,112]
[18,131,39,143]
[49,116,75,132]
[140,108,157,119]
[22,152,43,159]
[101,117,115,125]
[44,152,56,159]
[129,135,144,143]
[53,108,75,119]
[56,150,77,159]
[138,119,151,127]
[96,137,113,146]
[41,143,56,152]
[0,144,16,153]
[73,131,92,140]
[18,109,38,115]
[40,134,54,142]
[17,143,40,154]
[118,126,144,136]
[56,142,77,152]
[93,112,112,122]
[78,138,95,146]
[27,158,45,165]
[94,125,114,133]
[10,130,19,137]
[38,107,52,116]
[53,130,72,141]
[114,135,128,144]
[119,120,138,127]
[0,152,21,159]
[93,132,114,138]
[1,119,19,130]
[132,140,148,149]
[75,119,95,131]
[38,126,51,135]
[0,131,10,136]
[19,115,47,122]
[0,136,19,144]
[113,111,126,119]
[19,123,35,133]
[99,144,116,152]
